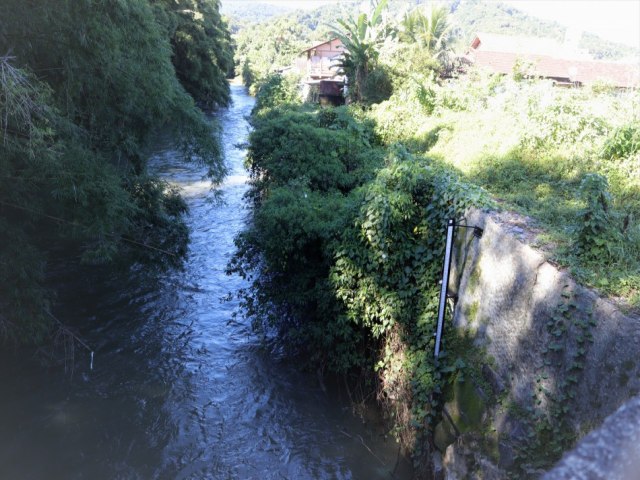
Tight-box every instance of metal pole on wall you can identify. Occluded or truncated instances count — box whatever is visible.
[434,218,456,358]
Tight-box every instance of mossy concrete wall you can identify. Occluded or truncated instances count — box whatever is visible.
[434,207,640,478]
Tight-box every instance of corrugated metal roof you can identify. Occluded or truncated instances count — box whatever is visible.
[472,32,591,59]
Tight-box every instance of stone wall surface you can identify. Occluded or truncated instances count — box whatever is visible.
[436,207,640,478]
[542,396,640,480]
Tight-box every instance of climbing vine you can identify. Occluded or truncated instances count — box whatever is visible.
[230,82,492,463]
[575,173,621,261]
[513,285,596,475]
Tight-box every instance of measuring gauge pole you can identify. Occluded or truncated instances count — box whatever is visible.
[434,218,456,358]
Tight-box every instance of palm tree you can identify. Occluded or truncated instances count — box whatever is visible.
[400,4,453,70]
[331,0,389,103]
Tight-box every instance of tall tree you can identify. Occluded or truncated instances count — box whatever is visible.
[331,0,390,103]
[154,0,234,108]
[0,0,233,343]
[399,4,454,72]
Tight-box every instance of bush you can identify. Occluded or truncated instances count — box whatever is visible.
[241,59,254,88]
[247,107,381,196]
[253,73,301,111]
[575,173,620,261]
[361,65,394,105]
[601,123,640,159]
[332,151,488,341]
[521,90,609,152]
[230,101,386,370]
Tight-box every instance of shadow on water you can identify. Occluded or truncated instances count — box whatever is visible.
[0,85,412,480]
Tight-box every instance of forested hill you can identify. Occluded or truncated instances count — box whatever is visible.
[221,1,295,26]
[0,0,233,343]
[451,0,564,45]
[229,0,637,86]
[451,0,638,60]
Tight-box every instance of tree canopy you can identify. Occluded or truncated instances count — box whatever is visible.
[330,0,390,103]
[0,0,233,343]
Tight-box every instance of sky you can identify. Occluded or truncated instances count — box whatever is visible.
[503,0,640,48]
[223,0,640,49]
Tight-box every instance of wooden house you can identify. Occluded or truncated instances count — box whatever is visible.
[295,38,345,80]
[294,38,346,105]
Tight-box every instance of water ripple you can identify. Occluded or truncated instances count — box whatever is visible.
[0,85,411,480]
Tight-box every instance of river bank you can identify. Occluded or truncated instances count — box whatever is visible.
[0,85,411,479]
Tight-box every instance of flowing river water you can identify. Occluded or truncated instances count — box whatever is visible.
[0,85,413,479]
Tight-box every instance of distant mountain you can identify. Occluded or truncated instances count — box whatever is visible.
[221,1,294,25]
[451,0,563,44]
[580,32,639,61]
[226,0,638,65]
[450,0,639,60]
[223,1,359,38]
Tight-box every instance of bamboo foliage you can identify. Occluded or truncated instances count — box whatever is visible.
[0,0,233,343]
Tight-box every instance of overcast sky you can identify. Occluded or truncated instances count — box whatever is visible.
[222,0,640,49]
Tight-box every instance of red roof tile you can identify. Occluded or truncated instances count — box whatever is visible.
[467,34,640,88]
[470,50,639,88]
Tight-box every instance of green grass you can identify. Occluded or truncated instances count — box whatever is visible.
[467,149,639,311]
[368,76,640,311]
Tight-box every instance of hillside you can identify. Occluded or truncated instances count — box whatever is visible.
[221,1,294,26]
[450,0,639,60]
[451,0,565,45]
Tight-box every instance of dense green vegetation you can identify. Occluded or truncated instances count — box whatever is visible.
[231,6,486,438]
[232,0,640,474]
[229,75,489,460]
[0,0,233,343]
[161,0,235,108]
[371,73,640,309]
[231,2,357,89]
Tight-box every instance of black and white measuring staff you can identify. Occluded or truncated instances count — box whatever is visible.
[434,219,483,358]
[434,219,456,358]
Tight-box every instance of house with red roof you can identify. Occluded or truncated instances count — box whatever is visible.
[466,32,640,89]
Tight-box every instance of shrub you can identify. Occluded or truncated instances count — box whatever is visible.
[522,90,609,152]
[241,59,254,88]
[362,65,394,105]
[601,123,640,159]
[575,173,620,261]
[253,73,301,111]
[230,101,386,370]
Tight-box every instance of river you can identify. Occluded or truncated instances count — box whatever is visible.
[0,84,412,479]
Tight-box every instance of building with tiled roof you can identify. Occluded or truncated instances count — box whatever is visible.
[466,32,640,89]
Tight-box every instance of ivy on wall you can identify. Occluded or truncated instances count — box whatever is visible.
[229,78,491,459]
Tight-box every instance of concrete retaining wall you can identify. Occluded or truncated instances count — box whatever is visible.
[543,396,640,480]
[435,207,640,478]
